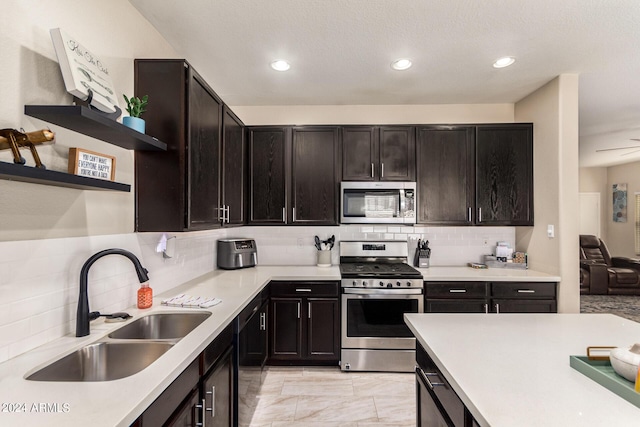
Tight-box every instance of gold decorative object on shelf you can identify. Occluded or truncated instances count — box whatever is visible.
[0,128,55,169]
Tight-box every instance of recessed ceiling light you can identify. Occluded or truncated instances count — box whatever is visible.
[270,60,291,71]
[391,58,412,71]
[493,56,516,68]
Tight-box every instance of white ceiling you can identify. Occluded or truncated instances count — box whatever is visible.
[129,0,640,168]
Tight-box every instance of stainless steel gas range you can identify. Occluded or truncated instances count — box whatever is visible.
[339,241,424,372]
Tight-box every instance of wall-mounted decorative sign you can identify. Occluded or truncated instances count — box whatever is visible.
[50,28,119,115]
[613,183,627,222]
[68,148,116,181]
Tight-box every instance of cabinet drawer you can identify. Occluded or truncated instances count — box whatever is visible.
[491,282,556,298]
[269,281,339,297]
[425,282,486,298]
[416,343,465,427]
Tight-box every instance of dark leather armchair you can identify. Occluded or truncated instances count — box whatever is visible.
[580,235,640,295]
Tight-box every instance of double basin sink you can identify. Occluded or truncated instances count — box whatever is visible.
[26,312,211,382]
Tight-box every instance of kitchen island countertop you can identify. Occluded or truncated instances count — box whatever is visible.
[405,313,640,426]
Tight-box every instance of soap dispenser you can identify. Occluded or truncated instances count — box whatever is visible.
[137,282,153,309]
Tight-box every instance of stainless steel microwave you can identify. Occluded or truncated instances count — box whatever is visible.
[340,181,416,224]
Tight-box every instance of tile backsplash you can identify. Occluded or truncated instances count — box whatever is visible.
[0,224,513,362]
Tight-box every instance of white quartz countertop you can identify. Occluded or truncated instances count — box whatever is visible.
[0,266,339,427]
[0,263,559,426]
[405,313,640,426]
[417,266,560,282]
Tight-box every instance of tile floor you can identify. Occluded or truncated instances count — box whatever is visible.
[238,366,416,427]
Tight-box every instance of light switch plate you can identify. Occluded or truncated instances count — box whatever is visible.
[547,225,555,238]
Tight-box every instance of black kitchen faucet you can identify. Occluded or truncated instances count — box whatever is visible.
[76,248,149,337]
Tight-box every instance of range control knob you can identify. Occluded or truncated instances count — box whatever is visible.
[353,280,358,287]
[407,281,412,287]
[387,283,393,288]
[396,281,401,287]
[379,281,385,287]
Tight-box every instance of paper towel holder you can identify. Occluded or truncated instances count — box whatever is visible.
[156,233,176,259]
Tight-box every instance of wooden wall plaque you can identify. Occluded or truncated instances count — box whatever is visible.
[68,148,116,181]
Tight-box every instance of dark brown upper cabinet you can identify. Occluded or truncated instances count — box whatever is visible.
[416,124,533,226]
[476,124,533,226]
[221,106,246,226]
[248,126,339,225]
[416,126,475,225]
[341,126,415,181]
[291,127,339,224]
[135,59,223,231]
[248,127,288,224]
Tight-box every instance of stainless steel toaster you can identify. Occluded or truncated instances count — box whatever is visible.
[217,238,257,270]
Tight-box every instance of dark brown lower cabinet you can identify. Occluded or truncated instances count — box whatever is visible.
[416,343,477,427]
[425,281,557,314]
[269,281,340,364]
[137,324,234,426]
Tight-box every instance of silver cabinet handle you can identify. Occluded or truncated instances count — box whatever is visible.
[381,162,384,178]
[282,207,286,222]
[484,303,489,314]
[308,302,311,319]
[449,289,467,293]
[468,207,472,222]
[260,312,266,331]
[297,302,300,319]
[517,289,535,293]
[293,207,296,222]
[371,163,374,178]
[225,205,230,223]
[495,303,500,314]
[296,288,312,292]
[205,386,216,417]
[478,207,482,223]
[195,398,206,427]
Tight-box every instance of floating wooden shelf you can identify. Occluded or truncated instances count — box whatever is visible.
[0,162,130,192]
[24,105,167,151]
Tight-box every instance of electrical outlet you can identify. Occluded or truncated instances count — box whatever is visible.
[297,238,304,247]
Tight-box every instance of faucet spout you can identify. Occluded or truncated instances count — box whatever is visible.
[76,248,149,337]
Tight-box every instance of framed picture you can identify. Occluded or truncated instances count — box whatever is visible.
[613,183,627,222]
[50,28,118,114]
[68,148,116,181]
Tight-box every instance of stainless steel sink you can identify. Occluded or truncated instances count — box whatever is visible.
[108,312,211,340]
[26,341,173,382]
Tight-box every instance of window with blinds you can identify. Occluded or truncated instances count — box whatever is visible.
[636,193,640,255]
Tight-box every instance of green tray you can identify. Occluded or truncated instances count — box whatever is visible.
[570,355,640,409]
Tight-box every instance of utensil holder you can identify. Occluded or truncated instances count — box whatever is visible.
[317,250,331,267]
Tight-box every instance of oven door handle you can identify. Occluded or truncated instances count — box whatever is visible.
[342,288,423,295]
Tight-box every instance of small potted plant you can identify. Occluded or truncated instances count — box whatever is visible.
[122,94,148,134]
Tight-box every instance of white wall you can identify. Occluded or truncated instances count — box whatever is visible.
[579,167,608,242]
[514,75,580,313]
[606,160,640,257]
[0,0,178,242]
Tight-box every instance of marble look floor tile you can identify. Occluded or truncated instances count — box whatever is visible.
[352,375,415,397]
[295,396,378,423]
[373,396,416,424]
[281,377,354,396]
[272,422,358,427]
[301,366,345,377]
[248,395,298,424]
[357,423,415,427]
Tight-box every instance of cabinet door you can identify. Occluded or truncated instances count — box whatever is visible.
[379,126,416,181]
[492,299,557,313]
[476,124,533,225]
[270,297,302,360]
[202,347,234,427]
[239,301,268,366]
[425,299,487,313]
[291,127,338,224]
[342,126,377,181]
[416,127,474,224]
[307,298,340,361]
[248,127,288,224]
[187,71,222,229]
[165,388,200,427]
[221,105,246,225]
